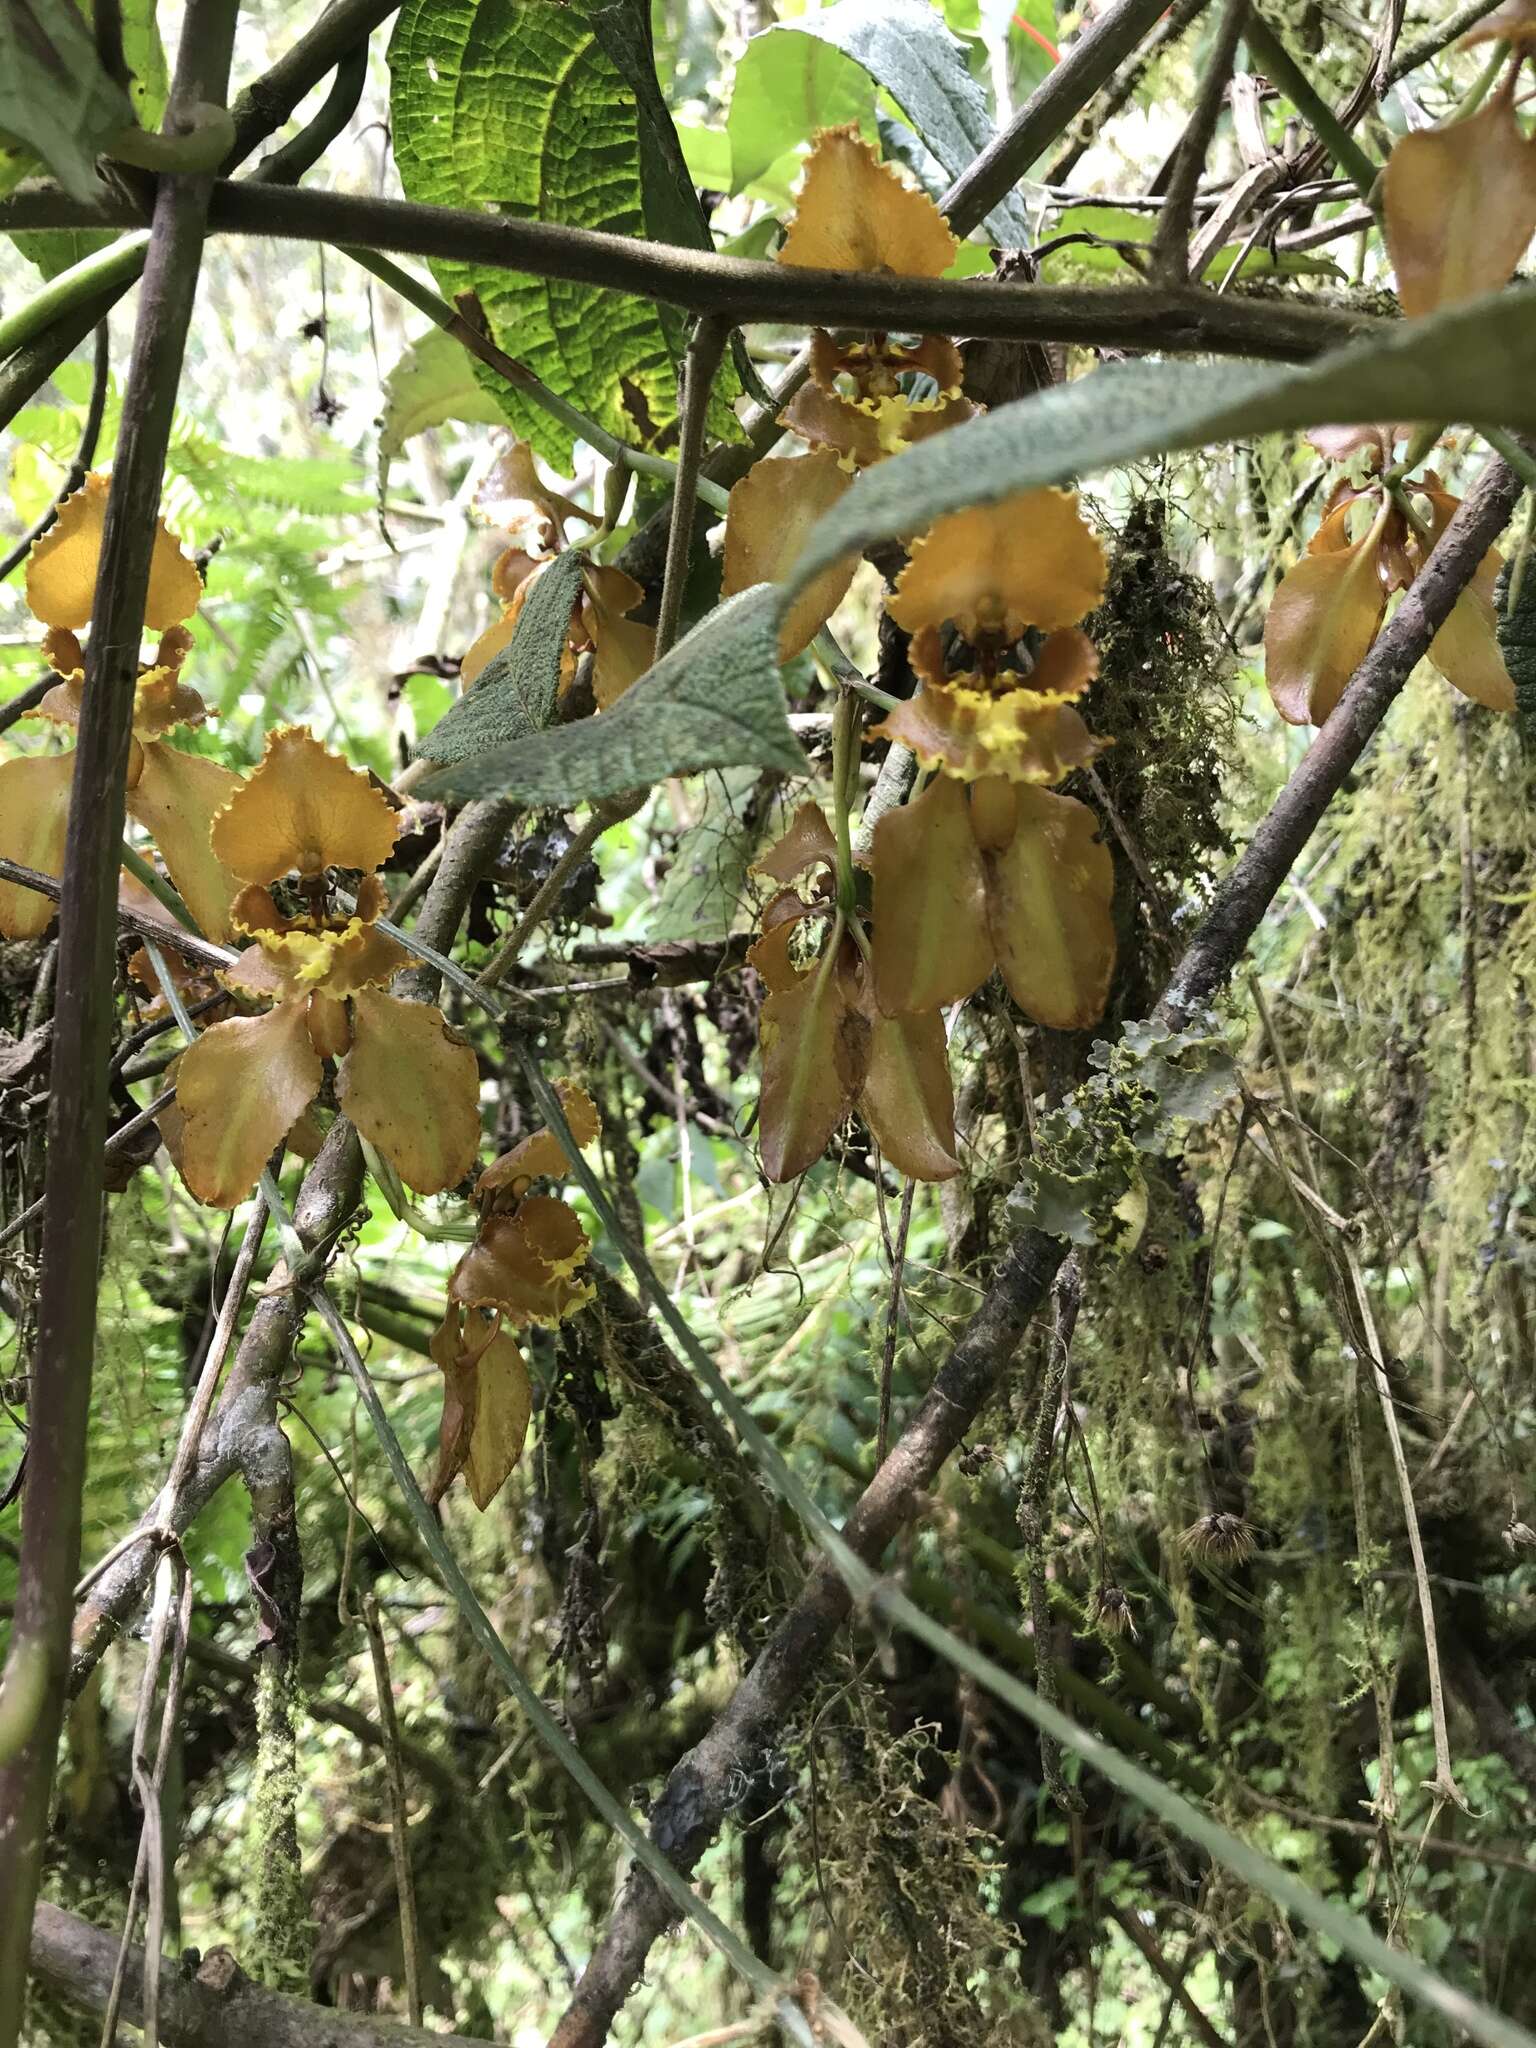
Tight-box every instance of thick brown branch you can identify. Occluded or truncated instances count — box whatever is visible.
[0,7,235,2031]
[28,1903,482,2048]
[0,182,1378,363]
[547,453,1524,2048]
[943,0,1172,234]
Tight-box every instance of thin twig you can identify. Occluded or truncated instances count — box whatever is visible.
[362,1596,424,2027]
[876,1179,915,1467]
[0,855,237,970]
[655,315,730,663]
[1151,0,1248,285]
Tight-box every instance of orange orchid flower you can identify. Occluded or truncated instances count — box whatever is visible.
[720,130,979,663]
[428,1081,601,1509]
[172,726,481,1208]
[866,492,1117,1028]
[1265,444,1514,725]
[0,473,242,943]
[746,806,959,1184]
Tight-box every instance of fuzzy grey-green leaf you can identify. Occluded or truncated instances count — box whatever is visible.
[417,550,587,767]
[416,585,805,805]
[785,285,1536,604]
[0,0,135,202]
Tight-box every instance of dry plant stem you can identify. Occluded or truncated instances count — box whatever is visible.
[0,183,1379,366]
[876,1178,915,1466]
[0,322,110,585]
[68,796,516,1694]
[363,1597,424,2027]
[102,1554,194,2048]
[1110,1907,1230,2048]
[1019,1259,1082,1812]
[29,1901,494,2048]
[1151,0,1248,285]
[545,456,1523,2048]
[1344,1249,1464,1808]
[0,9,235,2029]
[655,315,730,663]
[0,855,236,970]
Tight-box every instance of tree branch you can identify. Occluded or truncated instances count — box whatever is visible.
[546,454,1524,2048]
[0,5,236,2031]
[0,181,1378,363]
[942,0,1173,235]
[27,1902,484,2048]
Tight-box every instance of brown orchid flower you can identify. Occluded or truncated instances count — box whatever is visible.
[1382,38,1536,323]
[172,726,480,1207]
[866,491,1117,1028]
[747,805,959,1184]
[1265,433,1514,725]
[0,472,242,943]
[428,1081,601,1510]
[721,128,979,661]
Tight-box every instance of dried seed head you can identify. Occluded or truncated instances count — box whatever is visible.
[1180,1512,1257,1565]
[1092,1583,1138,1639]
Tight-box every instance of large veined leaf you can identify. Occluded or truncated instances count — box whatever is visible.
[786,284,1536,601]
[417,585,805,804]
[389,0,694,467]
[729,0,1029,244]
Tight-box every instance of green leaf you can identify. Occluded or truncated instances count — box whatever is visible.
[0,0,134,201]
[729,0,1030,244]
[418,550,588,767]
[676,121,733,192]
[416,584,805,805]
[647,765,760,942]
[378,326,508,467]
[727,25,875,196]
[388,0,691,469]
[1038,205,1339,283]
[785,284,1536,603]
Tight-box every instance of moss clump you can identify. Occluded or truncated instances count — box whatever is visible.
[1086,497,1238,902]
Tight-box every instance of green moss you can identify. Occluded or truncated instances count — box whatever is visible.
[244,1657,312,1992]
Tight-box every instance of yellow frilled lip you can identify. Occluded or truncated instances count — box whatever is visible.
[223,873,406,1004]
[872,635,1108,787]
